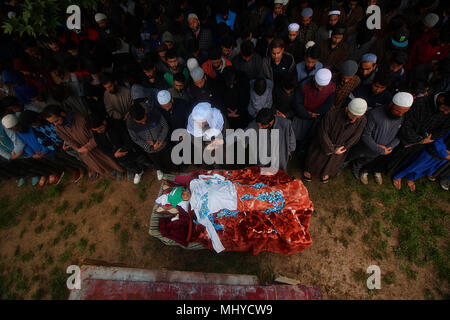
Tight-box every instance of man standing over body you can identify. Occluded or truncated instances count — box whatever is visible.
[346,92,414,185]
[303,98,367,183]
[246,108,296,173]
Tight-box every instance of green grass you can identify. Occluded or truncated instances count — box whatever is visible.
[49,267,69,300]
[111,206,119,216]
[88,244,96,254]
[31,288,47,300]
[95,179,111,192]
[383,271,397,285]
[59,223,77,239]
[28,211,37,222]
[72,201,84,214]
[119,229,130,247]
[77,238,88,251]
[352,269,367,283]
[113,223,121,233]
[20,251,35,263]
[34,225,44,234]
[59,250,72,263]
[55,200,69,215]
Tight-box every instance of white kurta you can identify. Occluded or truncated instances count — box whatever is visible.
[189,174,237,253]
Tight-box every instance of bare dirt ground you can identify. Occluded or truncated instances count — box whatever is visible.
[0,164,448,300]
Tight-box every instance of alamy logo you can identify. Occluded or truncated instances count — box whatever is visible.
[66,5,81,31]
[366,265,381,290]
[66,265,81,290]
[366,5,381,30]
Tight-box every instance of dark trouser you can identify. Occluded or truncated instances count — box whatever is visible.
[146,144,174,172]
[117,151,148,175]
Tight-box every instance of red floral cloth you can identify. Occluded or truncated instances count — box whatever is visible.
[187,167,314,255]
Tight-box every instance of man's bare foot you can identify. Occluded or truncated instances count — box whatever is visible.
[406,180,416,192]
[393,178,402,190]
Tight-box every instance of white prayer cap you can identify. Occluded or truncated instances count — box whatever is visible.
[274,0,288,5]
[191,102,212,122]
[315,68,332,86]
[190,66,205,81]
[328,10,341,16]
[188,13,199,21]
[157,90,171,105]
[301,8,313,17]
[305,41,315,49]
[348,98,368,116]
[187,58,199,72]
[1,114,18,129]
[288,23,300,32]
[95,13,107,22]
[392,92,414,108]
[423,13,439,28]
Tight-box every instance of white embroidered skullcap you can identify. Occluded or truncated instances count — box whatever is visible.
[305,41,315,49]
[190,67,204,81]
[157,90,171,105]
[423,13,439,28]
[95,13,107,22]
[315,68,332,86]
[348,98,368,116]
[188,13,199,21]
[328,10,341,16]
[187,58,199,72]
[1,114,18,129]
[288,23,300,32]
[392,92,414,108]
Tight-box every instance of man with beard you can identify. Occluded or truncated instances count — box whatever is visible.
[382,91,450,182]
[298,8,318,43]
[296,43,323,85]
[333,60,361,109]
[346,92,413,185]
[156,90,190,134]
[349,72,393,111]
[317,9,342,43]
[184,13,213,52]
[358,53,378,85]
[303,98,367,183]
[140,57,169,91]
[101,73,133,121]
[319,23,349,74]
[285,23,305,64]
[246,107,296,172]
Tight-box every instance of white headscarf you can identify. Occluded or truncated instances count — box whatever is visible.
[187,102,224,140]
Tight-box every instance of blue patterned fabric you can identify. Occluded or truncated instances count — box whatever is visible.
[241,191,285,214]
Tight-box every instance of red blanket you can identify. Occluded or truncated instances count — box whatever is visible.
[185,167,314,255]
